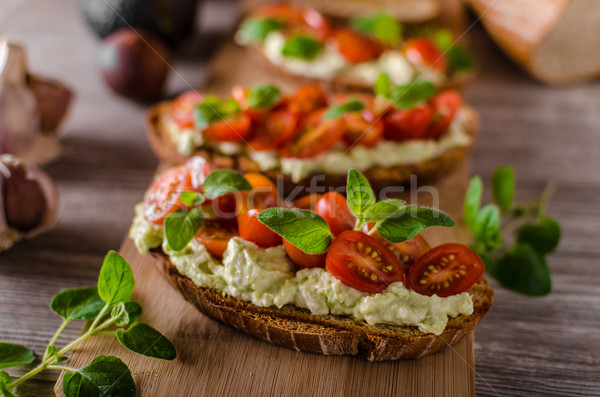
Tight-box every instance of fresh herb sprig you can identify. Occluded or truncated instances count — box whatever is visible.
[463,166,560,296]
[236,17,284,44]
[0,251,176,397]
[374,74,436,110]
[164,170,252,251]
[258,169,454,254]
[351,13,402,46]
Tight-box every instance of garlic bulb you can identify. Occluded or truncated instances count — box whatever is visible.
[0,154,59,251]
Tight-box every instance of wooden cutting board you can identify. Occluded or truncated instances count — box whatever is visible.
[55,17,477,396]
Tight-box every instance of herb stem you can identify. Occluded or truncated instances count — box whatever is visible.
[47,365,76,373]
[6,362,48,390]
[43,318,71,361]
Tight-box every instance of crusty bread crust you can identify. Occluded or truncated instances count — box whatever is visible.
[150,250,493,361]
[244,44,474,93]
[146,102,478,195]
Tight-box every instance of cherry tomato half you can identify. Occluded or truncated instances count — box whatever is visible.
[425,90,462,139]
[238,208,283,248]
[293,193,322,210]
[194,220,238,259]
[403,38,448,73]
[282,109,345,158]
[185,156,212,190]
[203,113,251,142]
[375,233,431,272]
[342,109,384,147]
[316,192,355,236]
[332,28,382,64]
[283,239,326,268]
[144,166,191,225]
[406,243,484,297]
[242,172,280,210]
[288,85,328,116]
[383,105,433,141]
[170,91,203,129]
[247,109,299,151]
[326,230,405,293]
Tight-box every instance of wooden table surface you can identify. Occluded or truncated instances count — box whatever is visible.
[0,0,598,396]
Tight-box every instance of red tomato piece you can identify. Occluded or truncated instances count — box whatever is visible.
[425,90,462,139]
[326,230,405,293]
[403,38,448,73]
[247,109,299,151]
[383,105,433,141]
[283,239,326,268]
[253,4,331,41]
[282,109,345,158]
[170,91,203,129]
[238,208,283,248]
[406,243,484,297]
[194,220,238,259]
[332,28,382,64]
[316,192,355,236]
[293,193,322,210]
[203,114,251,142]
[242,172,280,210]
[375,233,431,272]
[185,156,212,190]
[144,166,192,225]
[342,109,384,147]
[288,85,328,116]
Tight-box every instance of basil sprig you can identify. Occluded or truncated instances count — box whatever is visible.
[351,13,402,46]
[432,29,475,74]
[237,17,284,44]
[463,165,561,296]
[164,170,252,251]
[323,99,366,120]
[0,251,177,396]
[281,35,322,60]
[258,169,455,254]
[373,74,436,110]
[247,84,281,109]
[195,96,241,130]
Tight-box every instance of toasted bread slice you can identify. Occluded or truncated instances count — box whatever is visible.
[150,249,493,361]
[146,103,478,195]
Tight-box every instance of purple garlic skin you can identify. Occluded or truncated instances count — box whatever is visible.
[0,155,58,249]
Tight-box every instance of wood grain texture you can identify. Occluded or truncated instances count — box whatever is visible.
[53,159,477,397]
[0,0,599,396]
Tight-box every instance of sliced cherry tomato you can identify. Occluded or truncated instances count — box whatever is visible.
[170,91,203,129]
[406,243,484,297]
[194,220,238,259]
[342,109,384,147]
[425,90,462,139]
[203,113,251,142]
[326,230,405,293]
[332,28,382,64]
[316,192,355,236]
[288,85,328,116]
[144,166,191,225]
[253,4,331,41]
[375,233,431,272]
[283,239,326,268]
[242,172,280,210]
[247,109,299,151]
[403,38,448,73]
[383,105,433,141]
[293,193,322,210]
[238,208,283,248]
[282,109,345,158]
[185,156,212,190]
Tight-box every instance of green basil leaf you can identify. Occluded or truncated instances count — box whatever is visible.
[179,191,204,208]
[463,176,483,228]
[493,243,552,296]
[351,13,402,46]
[432,29,475,74]
[97,251,135,306]
[62,355,136,397]
[116,323,176,360]
[51,287,105,320]
[237,17,284,44]
[247,84,281,109]
[346,169,376,218]
[202,170,252,199]
[281,36,322,60]
[359,199,406,222]
[123,302,142,326]
[164,208,204,251]
[517,217,561,255]
[491,165,515,212]
[0,343,34,369]
[374,73,391,98]
[258,208,332,254]
[389,80,436,109]
[377,206,455,243]
[194,96,240,130]
[0,371,13,396]
[323,99,366,120]
[472,204,502,252]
